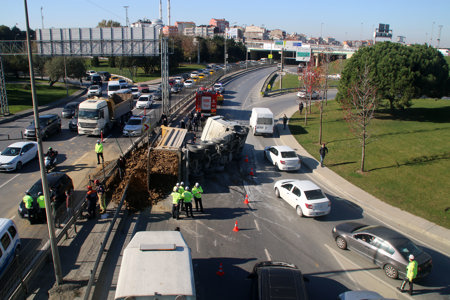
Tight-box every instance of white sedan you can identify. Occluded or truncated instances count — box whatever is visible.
[135,95,153,109]
[297,90,319,99]
[0,141,38,171]
[264,145,301,171]
[184,79,194,88]
[274,179,331,217]
[123,116,151,136]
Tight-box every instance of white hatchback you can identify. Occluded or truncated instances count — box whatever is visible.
[264,145,301,171]
[274,179,331,217]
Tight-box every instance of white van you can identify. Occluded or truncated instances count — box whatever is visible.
[115,231,196,300]
[107,81,121,97]
[249,107,275,135]
[0,218,21,278]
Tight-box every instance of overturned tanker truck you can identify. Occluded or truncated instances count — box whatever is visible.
[187,115,249,177]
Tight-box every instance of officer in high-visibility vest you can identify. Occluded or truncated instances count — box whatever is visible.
[36,192,46,220]
[398,254,418,295]
[192,182,204,213]
[23,192,34,210]
[178,182,185,211]
[95,140,104,165]
[171,187,180,219]
[182,186,194,218]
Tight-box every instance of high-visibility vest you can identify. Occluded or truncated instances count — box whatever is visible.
[95,143,103,153]
[406,260,418,281]
[182,191,193,203]
[171,192,180,204]
[192,186,203,198]
[23,195,34,209]
[37,195,46,208]
[178,187,185,199]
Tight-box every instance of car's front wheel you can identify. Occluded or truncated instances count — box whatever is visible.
[296,206,303,217]
[274,188,280,198]
[384,264,398,279]
[16,161,23,171]
[335,236,347,250]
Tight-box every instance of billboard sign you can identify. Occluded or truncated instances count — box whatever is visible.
[296,47,311,62]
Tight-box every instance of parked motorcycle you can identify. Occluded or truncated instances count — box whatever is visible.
[45,151,58,173]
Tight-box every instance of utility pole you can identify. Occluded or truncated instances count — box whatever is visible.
[40,6,44,29]
[437,25,443,48]
[24,0,63,285]
[430,21,435,46]
[224,32,228,75]
[123,6,129,27]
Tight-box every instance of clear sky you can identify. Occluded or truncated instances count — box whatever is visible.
[2,0,449,47]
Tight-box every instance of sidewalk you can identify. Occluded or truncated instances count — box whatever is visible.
[278,105,450,253]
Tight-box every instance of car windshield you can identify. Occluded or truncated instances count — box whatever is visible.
[304,189,325,200]
[281,151,297,158]
[127,119,142,125]
[397,240,423,260]
[257,117,273,125]
[108,85,120,91]
[78,109,99,119]
[1,147,21,156]
[139,97,150,101]
[131,88,138,92]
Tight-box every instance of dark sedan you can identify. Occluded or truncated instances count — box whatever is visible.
[332,222,432,279]
[62,102,79,118]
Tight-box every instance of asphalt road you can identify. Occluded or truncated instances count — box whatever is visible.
[128,67,449,300]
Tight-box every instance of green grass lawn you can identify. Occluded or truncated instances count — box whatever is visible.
[289,99,450,228]
[5,83,78,114]
[273,73,340,90]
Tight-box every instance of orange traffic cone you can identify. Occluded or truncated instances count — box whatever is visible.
[216,263,225,276]
[233,220,240,232]
[244,194,249,204]
[249,168,254,176]
[244,155,249,163]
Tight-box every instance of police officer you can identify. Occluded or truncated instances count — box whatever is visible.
[192,182,204,212]
[182,186,194,218]
[36,192,46,219]
[398,254,418,295]
[178,182,185,211]
[171,187,180,219]
[23,192,34,211]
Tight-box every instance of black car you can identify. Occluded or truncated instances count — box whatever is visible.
[332,222,432,279]
[18,172,74,220]
[24,114,61,140]
[90,74,102,85]
[97,71,111,81]
[249,261,309,300]
[62,102,79,118]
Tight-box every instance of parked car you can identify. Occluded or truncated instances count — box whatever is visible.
[297,89,319,99]
[0,218,21,279]
[87,85,102,97]
[138,83,150,93]
[61,102,79,118]
[18,172,74,220]
[332,222,433,279]
[0,141,38,172]
[135,95,153,109]
[123,115,151,137]
[213,82,224,93]
[24,114,61,140]
[264,145,301,171]
[184,79,194,88]
[249,261,309,300]
[274,179,331,217]
[131,86,141,99]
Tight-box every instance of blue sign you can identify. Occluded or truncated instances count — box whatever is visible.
[293,42,302,47]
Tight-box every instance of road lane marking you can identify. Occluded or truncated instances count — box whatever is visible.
[0,174,20,189]
[324,244,360,289]
[254,219,260,231]
[264,248,271,261]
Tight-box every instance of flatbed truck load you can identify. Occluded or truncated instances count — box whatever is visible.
[77,93,133,136]
[115,231,196,300]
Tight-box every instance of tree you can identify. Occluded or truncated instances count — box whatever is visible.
[91,56,100,67]
[337,42,449,112]
[97,20,121,28]
[44,57,85,86]
[301,61,321,125]
[341,65,378,172]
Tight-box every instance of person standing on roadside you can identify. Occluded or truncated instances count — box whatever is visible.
[95,140,104,165]
[171,187,180,219]
[182,187,194,218]
[192,182,204,213]
[282,114,288,129]
[319,143,328,167]
[299,102,304,114]
[398,254,418,295]
[178,182,185,211]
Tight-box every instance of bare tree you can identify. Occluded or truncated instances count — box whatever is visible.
[341,65,378,172]
[301,61,321,125]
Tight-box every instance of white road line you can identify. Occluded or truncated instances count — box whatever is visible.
[324,244,361,289]
[0,174,20,189]
[254,219,260,231]
[264,248,271,261]
[68,135,78,142]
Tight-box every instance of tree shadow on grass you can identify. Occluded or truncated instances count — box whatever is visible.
[368,152,450,172]
[376,105,450,123]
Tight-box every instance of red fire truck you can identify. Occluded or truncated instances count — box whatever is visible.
[195,88,217,116]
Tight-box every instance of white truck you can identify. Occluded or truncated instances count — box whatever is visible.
[77,93,133,136]
[115,231,196,300]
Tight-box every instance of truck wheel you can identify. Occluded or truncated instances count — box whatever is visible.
[187,144,203,153]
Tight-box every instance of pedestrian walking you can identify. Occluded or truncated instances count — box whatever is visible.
[95,140,104,165]
[398,254,418,295]
[192,182,204,212]
[319,143,328,167]
[182,187,194,218]
[85,185,97,219]
[282,114,288,129]
[299,102,304,114]
[95,179,106,214]
[171,187,180,219]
